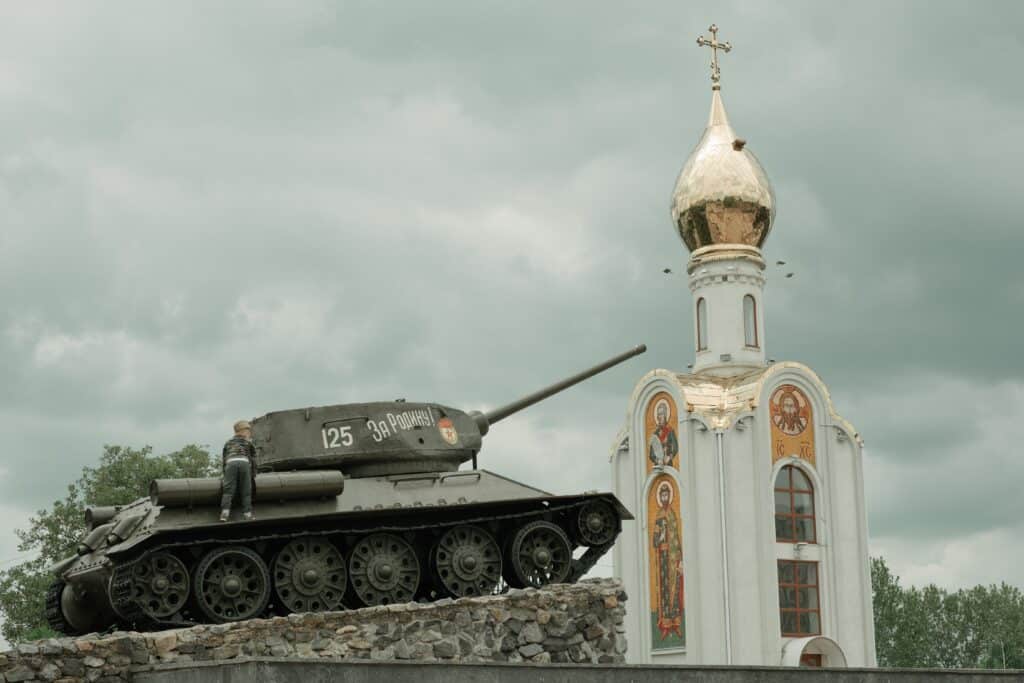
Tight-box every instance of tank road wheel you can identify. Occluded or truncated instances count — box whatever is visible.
[194,546,271,622]
[348,533,420,606]
[272,536,347,613]
[130,552,190,620]
[506,521,572,589]
[433,525,502,598]
[575,500,619,546]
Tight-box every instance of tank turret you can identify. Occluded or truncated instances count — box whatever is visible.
[251,344,647,478]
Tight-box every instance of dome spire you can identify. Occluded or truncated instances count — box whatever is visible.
[696,24,732,91]
[707,88,730,128]
[670,24,775,252]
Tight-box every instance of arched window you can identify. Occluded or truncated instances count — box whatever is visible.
[743,294,758,348]
[774,465,815,543]
[696,298,708,351]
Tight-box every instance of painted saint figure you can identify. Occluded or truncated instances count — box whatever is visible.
[652,479,684,640]
[648,399,679,468]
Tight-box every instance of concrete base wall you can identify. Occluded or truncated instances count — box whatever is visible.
[135,658,1024,683]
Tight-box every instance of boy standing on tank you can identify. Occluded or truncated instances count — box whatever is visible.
[220,420,256,522]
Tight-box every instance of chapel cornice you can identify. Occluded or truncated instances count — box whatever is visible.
[687,271,766,292]
[624,362,862,441]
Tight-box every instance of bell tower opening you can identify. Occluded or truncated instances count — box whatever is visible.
[743,294,758,348]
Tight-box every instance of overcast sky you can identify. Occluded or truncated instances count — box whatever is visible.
[1,1,1022,594]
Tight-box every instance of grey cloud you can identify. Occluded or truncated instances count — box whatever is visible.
[0,1,1021,590]
[860,375,1024,540]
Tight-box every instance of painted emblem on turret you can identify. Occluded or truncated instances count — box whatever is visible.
[438,417,459,445]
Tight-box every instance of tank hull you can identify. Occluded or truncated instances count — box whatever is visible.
[51,470,631,633]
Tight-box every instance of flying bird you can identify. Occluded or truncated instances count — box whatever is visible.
[785,273,794,278]
[663,268,673,274]
[776,260,786,266]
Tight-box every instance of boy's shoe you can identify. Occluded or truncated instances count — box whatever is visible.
[219,509,230,522]
[243,512,255,521]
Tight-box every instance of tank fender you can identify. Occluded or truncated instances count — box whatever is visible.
[47,555,78,577]
[603,495,634,521]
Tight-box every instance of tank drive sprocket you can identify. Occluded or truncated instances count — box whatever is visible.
[575,500,619,546]
[129,551,190,621]
[506,520,572,588]
[432,524,502,598]
[272,536,347,613]
[193,546,271,622]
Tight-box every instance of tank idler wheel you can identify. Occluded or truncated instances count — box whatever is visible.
[273,536,347,613]
[45,580,77,636]
[349,533,420,606]
[131,551,190,620]
[433,525,502,598]
[506,521,572,589]
[194,546,271,622]
[575,500,619,546]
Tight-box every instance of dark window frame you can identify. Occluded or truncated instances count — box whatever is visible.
[696,297,708,351]
[743,294,759,348]
[778,560,822,637]
[774,464,816,544]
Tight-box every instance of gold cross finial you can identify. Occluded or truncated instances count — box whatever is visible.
[696,24,732,90]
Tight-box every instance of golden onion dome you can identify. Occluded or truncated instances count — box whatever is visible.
[670,89,775,251]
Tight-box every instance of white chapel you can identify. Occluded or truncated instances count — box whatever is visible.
[610,26,876,668]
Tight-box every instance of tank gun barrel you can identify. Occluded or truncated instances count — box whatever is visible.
[472,344,646,435]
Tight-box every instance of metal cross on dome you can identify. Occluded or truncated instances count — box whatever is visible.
[696,24,732,89]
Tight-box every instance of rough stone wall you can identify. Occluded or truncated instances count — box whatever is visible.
[0,579,626,682]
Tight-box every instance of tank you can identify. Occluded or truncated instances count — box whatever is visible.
[46,344,646,634]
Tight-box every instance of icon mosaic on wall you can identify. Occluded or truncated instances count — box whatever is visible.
[648,474,685,649]
[645,391,679,472]
[643,390,684,649]
[769,384,815,466]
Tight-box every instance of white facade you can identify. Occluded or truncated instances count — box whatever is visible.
[609,37,876,668]
[610,363,876,667]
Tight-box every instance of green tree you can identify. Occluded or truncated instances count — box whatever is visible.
[975,583,1024,669]
[871,556,1024,669]
[871,556,904,666]
[0,444,216,643]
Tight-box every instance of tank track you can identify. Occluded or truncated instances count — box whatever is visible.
[109,498,615,629]
[109,565,141,624]
[45,580,75,635]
